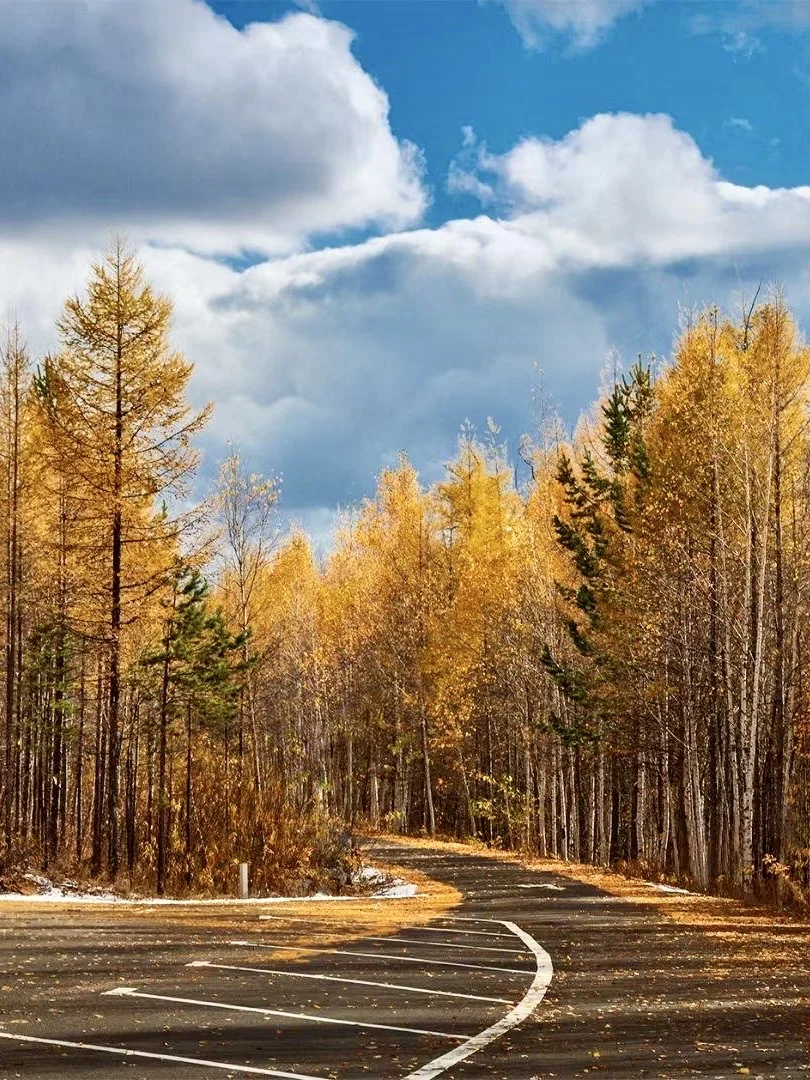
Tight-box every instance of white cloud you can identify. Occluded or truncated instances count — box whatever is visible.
[505,0,810,52]
[8,0,810,531]
[0,0,424,255]
[449,114,810,266]
[691,0,810,56]
[721,27,763,57]
[502,0,651,48]
[4,109,810,524]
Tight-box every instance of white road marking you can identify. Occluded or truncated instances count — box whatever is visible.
[228,940,533,977]
[402,926,514,940]
[440,916,502,924]
[0,1031,318,1077]
[516,883,565,891]
[187,960,512,1004]
[102,985,464,1041]
[360,935,524,956]
[403,920,553,1080]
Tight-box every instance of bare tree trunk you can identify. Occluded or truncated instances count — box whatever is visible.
[421,711,436,836]
[2,326,24,855]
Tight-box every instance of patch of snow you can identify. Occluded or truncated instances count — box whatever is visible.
[644,881,693,895]
[0,868,419,902]
[516,883,565,891]
[24,873,52,889]
[0,891,231,905]
[240,893,362,905]
[0,873,120,903]
[354,865,388,886]
[374,881,418,898]
[0,865,419,905]
[0,891,118,903]
[257,880,417,901]
[0,890,418,905]
[351,863,418,898]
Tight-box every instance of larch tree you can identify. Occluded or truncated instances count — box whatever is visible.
[39,239,211,877]
[0,324,30,855]
[354,457,439,834]
[4,254,810,914]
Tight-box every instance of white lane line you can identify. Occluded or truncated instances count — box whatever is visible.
[102,986,463,1041]
[440,916,502,924]
[360,935,523,956]
[402,926,514,940]
[187,960,512,1004]
[0,1031,317,1078]
[228,940,532,976]
[404,921,553,1080]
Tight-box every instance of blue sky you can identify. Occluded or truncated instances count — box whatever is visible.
[206,0,810,251]
[1,0,810,539]
[213,1,806,202]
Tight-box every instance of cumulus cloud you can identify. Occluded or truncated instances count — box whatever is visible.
[0,0,424,255]
[161,113,810,510]
[4,100,810,523]
[0,225,619,516]
[502,0,651,48]
[449,114,810,266]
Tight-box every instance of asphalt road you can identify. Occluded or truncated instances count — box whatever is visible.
[0,840,807,1078]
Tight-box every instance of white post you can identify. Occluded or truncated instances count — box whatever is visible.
[238,862,249,900]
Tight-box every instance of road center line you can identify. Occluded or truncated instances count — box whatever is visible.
[187,960,512,1004]
[102,986,464,1041]
[404,920,554,1080]
[0,1031,318,1078]
[228,940,533,976]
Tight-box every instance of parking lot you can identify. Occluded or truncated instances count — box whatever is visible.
[0,853,550,1079]
[1,841,807,1078]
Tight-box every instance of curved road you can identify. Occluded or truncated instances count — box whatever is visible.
[0,839,806,1078]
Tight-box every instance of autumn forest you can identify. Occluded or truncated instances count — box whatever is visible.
[0,242,808,907]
